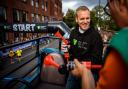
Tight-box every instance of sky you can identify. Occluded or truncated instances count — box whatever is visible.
[62,0,107,14]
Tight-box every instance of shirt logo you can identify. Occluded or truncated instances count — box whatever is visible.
[73,39,77,45]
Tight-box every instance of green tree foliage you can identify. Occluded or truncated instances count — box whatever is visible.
[63,9,76,29]
[91,5,119,31]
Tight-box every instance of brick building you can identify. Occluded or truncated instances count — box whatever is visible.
[0,0,63,46]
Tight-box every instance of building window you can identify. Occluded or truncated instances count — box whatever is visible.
[42,15,44,22]
[35,14,40,22]
[0,7,7,22]
[14,33,19,43]
[35,0,39,8]
[45,1,48,11]
[44,16,48,22]
[31,0,34,6]
[31,13,35,22]
[42,0,44,9]
[55,11,57,16]
[55,4,57,8]
[13,9,20,22]
[21,11,28,22]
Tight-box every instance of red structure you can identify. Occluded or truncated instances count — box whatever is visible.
[44,54,102,70]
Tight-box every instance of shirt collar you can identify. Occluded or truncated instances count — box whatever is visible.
[79,27,85,34]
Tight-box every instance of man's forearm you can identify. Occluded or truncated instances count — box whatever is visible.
[82,69,95,89]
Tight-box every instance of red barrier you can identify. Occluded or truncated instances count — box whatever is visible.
[82,61,102,69]
[44,55,102,70]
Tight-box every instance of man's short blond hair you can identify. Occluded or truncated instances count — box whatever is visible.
[75,6,90,17]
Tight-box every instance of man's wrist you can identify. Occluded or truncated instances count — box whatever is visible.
[81,67,89,77]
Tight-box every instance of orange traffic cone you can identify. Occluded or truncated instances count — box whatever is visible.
[44,55,60,69]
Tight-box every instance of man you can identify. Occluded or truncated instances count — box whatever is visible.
[16,48,22,62]
[71,0,128,89]
[9,48,15,64]
[65,6,103,89]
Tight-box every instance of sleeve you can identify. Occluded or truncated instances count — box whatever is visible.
[89,33,103,64]
[96,49,128,89]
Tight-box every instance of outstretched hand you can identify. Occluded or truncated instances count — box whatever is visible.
[71,59,87,77]
[71,59,95,89]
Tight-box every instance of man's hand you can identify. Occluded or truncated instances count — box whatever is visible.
[71,59,87,77]
[61,41,70,52]
[71,59,95,89]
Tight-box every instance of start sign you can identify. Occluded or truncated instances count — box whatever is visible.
[0,23,56,33]
[13,24,36,32]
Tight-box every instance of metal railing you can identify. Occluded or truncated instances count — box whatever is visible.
[0,36,61,89]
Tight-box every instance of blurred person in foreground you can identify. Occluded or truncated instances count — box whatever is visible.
[71,0,128,89]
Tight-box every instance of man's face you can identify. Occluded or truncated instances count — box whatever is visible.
[76,10,91,31]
